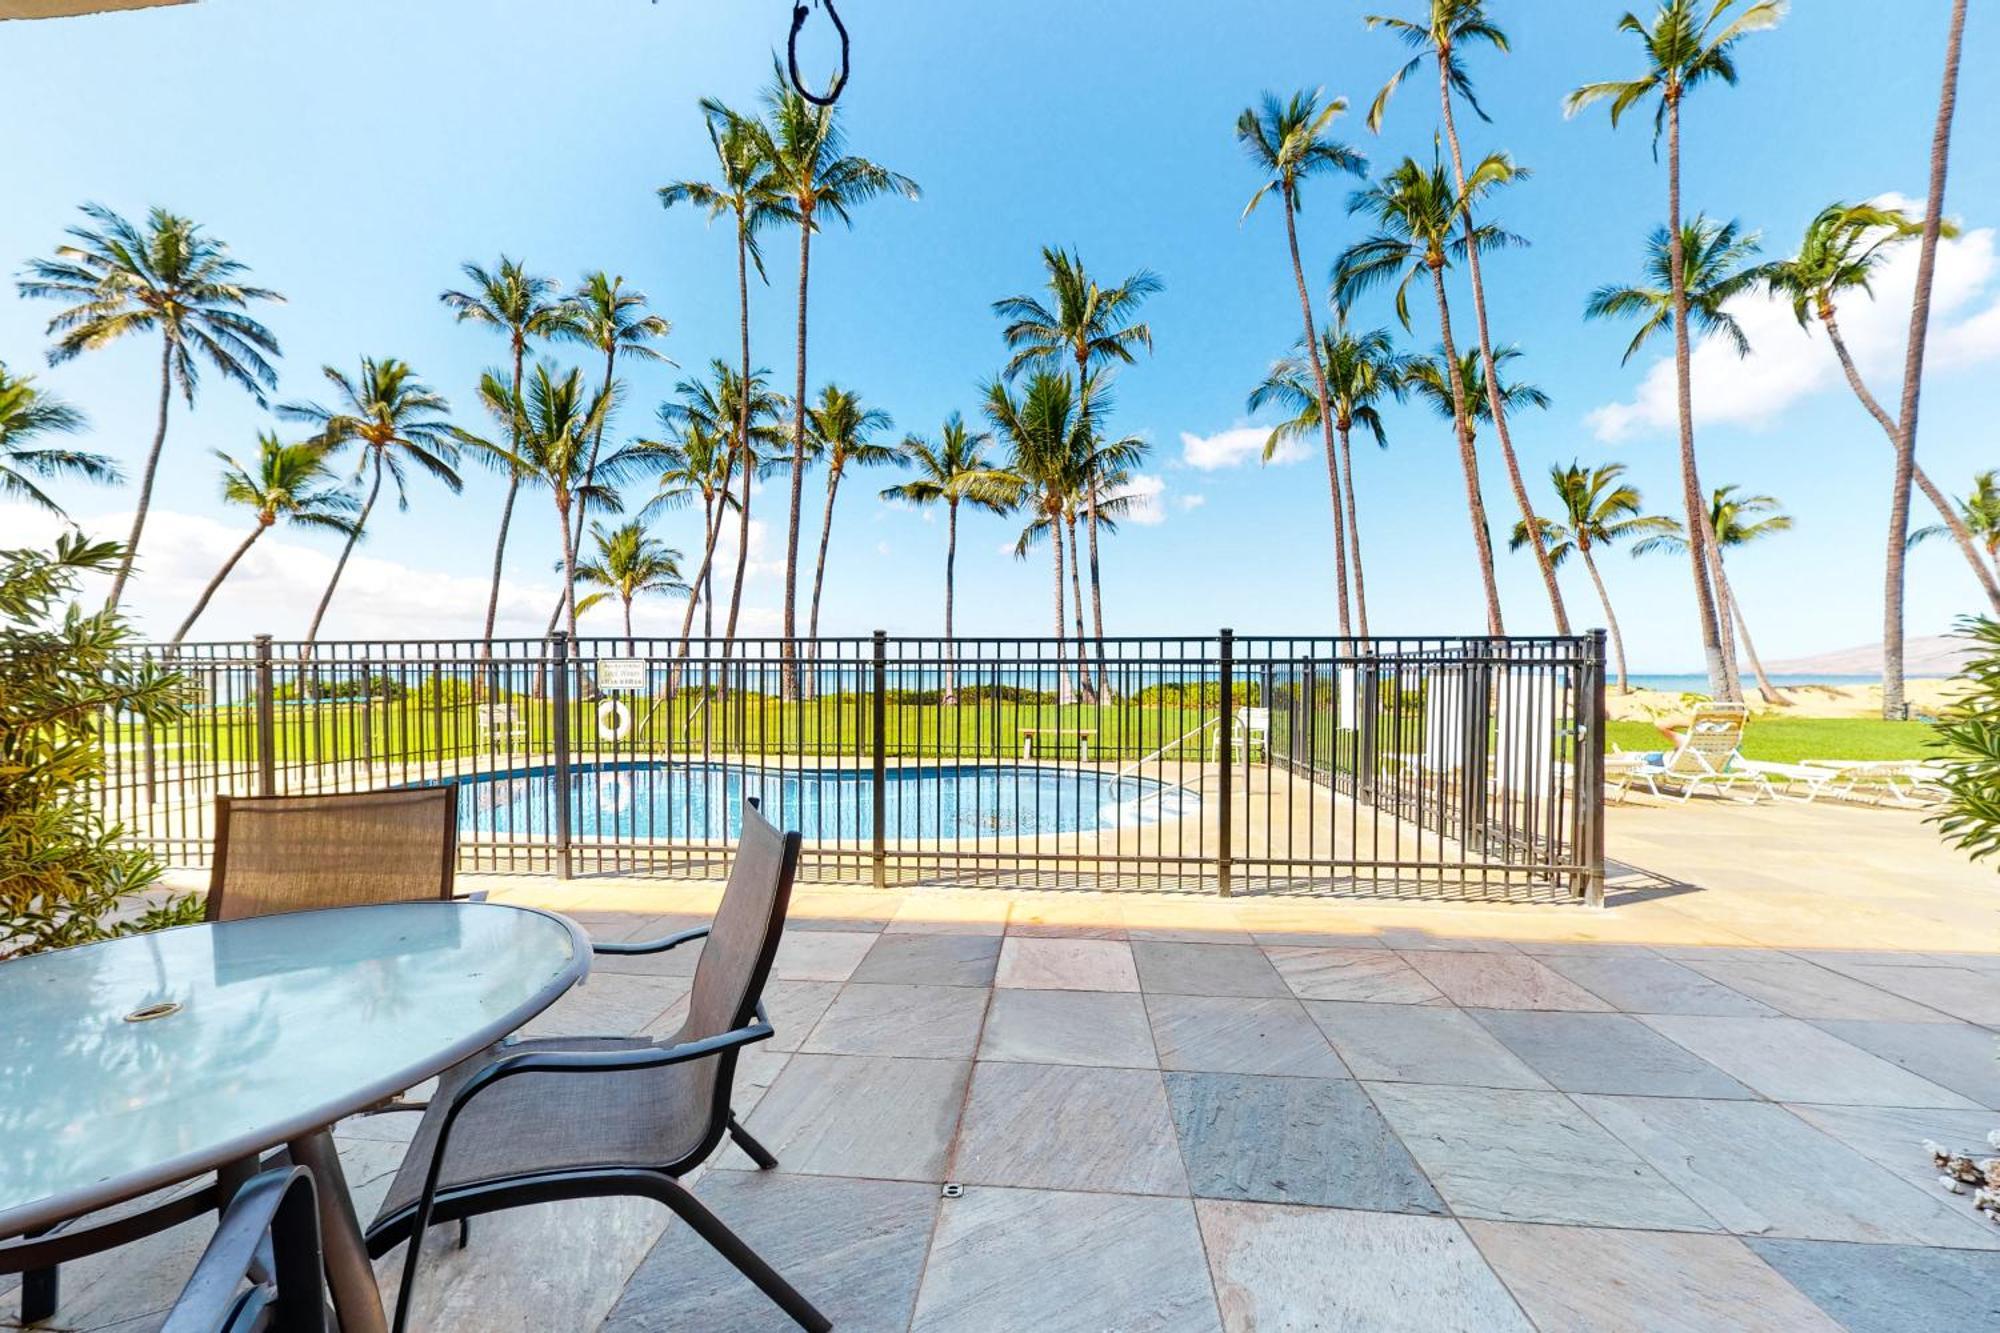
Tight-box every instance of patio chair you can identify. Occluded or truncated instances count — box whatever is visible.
[1214,707,1270,760]
[1607,703,1773,804]
[363,801,829,1333]
[206,786,461,921]
[159,1167,327,1333]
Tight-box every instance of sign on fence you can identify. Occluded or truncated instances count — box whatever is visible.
[596,658,649,692]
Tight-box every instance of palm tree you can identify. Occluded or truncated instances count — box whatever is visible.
[1336,153,1520,632]
[1069,422,1148,698]
[880,413,1016,700]
[279,358,460,652]
[640,412,738,638]
[1634,485,1793,703]
[1912,472,2000,583]
[440,257,578,651]
[661,102,791,655]
[1403,344,1549,445]
[1586,214,1764,697]
[652,361,787,657]
[573,521,689,648]
[17,204,283,609]
[1585,216,1763,364]
[0,362,117,517]
[171,436,357,645]
[1565,0,1785,700]
[1236,90,1369,632]
[1509,462,1676,693]
[802,385,897,647]
[1882,0,1969,719]
[1248,317,1407,636]
[985,371,1091,702]
[544,272,673,633]
[485,363,648,639]
[747,63,918,689]
[994,246,1161,672]
[1758,202,2000,612]
[1365,0,1569,633]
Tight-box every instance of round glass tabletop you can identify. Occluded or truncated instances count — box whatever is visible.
[0,900,587,1236]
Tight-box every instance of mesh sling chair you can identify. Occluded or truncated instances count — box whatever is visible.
[159,1167,328,1333]
[364,801,830,1333]
[206,786,462,921]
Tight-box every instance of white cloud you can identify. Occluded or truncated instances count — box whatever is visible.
[2,502,783,644]
[874,540,892,557]
[1181,424,1306,471]
[1586,199,2000,442]
[1177,494,1207,512]
[1107,473,1167,526]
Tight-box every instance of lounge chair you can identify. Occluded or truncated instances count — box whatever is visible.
[1608,704,1775,804]
[365,800,829,1332]
[1800,759,1952,808]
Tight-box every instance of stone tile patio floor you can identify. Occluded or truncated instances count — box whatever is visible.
[10,802,2000,1330]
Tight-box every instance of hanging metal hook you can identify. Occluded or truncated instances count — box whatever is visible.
[787,0,850,106]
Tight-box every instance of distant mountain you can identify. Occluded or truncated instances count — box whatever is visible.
[1765,635,1973,678]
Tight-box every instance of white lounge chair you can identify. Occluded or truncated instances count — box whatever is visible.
[1608,703,1775,804]
[1799,759,1951,808]
[1214,707,1269,761]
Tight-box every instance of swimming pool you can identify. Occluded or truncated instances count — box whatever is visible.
[453,761,1198,842]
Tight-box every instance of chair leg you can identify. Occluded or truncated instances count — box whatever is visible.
[20,1263,56,1324]
[727,1113,779,1171]
[657,1176,829,1332]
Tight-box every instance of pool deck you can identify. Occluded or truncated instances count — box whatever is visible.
[11,799,1999,1330]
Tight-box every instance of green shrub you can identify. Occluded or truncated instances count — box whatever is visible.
[1931,616,2000,865]
[1,536,200,958]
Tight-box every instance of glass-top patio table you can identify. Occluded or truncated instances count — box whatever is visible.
[0,900,590,1332]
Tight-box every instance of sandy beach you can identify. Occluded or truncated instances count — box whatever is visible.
[1606,676,1965,721]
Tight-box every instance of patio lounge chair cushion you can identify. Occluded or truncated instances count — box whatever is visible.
[372,1035,710,1222]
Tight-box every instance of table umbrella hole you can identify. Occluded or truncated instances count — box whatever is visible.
[122,1001,181,1023]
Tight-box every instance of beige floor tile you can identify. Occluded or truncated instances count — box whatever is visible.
[953,1062,1187,1195]
[995,936,1141,991]
[1264,947,1445,1004]
[1401,951,1613,1012]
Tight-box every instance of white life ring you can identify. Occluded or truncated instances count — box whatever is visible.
[597,697,633,741]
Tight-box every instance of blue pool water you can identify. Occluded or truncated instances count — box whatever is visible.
[454,762,1198,842]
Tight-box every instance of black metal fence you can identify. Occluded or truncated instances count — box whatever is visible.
[97,631,1607,903]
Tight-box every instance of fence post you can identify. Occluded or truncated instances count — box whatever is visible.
[551,631,573,880]
[1579,629,1608,907]
[871,630,888,890]
[253,634,277,797]
[1216,628,1233,898]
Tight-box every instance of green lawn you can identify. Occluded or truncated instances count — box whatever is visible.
[1607,717,1942,763]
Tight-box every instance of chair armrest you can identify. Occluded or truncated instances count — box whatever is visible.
[159,1168,320,1333]
[592,924,710,957]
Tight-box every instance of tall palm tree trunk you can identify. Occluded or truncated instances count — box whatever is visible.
[1438,67,1568,634]
[781,218,813,698]
[943,500,959,700]
[1823,311,2000,610]
[1718,563,1784,705]
[623,596,634,649]
[106,333,175,612]
[1665,93,1734,701]
[806,470,842,644]
[1576,542,1631,693]
[1084,487,1110,699]
[1281,200,1353,634]
[671,450,737,685]
[544,345,620,635]
[557,493,579,640]
[1065,514,1093,703]
[172,524,264,644]
[723,218,756,666]
[1429,268,1505,635]
[1336,422,1370,638]
[306,452,384,653]
[482,339,529,656]
[1886,0,1968,719]
[1050,518,1074,704]
[1702,515,1743,699]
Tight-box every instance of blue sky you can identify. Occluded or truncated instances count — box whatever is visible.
[3,0,1996,669]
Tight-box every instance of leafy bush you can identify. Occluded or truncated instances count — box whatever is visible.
[1,536,200,958]
[273,673,408,702]
[1931,616,2000,865]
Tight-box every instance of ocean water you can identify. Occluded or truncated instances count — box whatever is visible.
[1623,673,1912,692]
